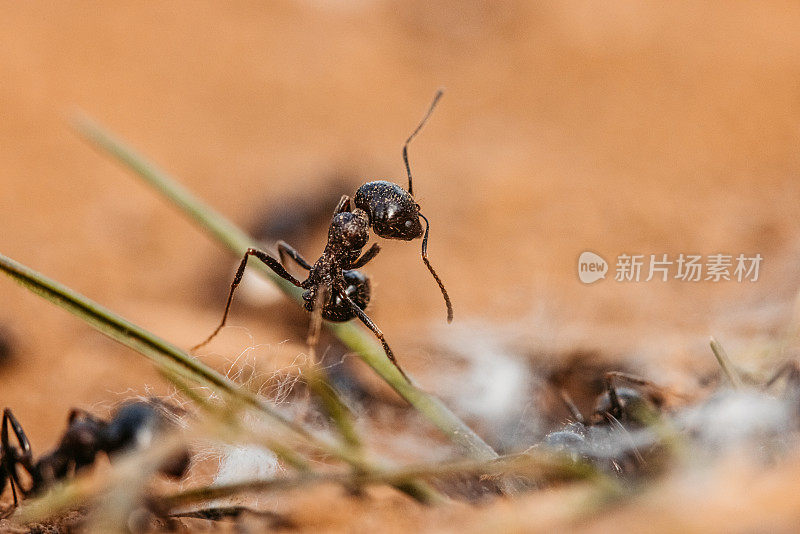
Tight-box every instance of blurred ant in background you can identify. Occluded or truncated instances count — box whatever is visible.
[543,372,668,475]
[0,325,16,368]
[0,401,189,512]
[193,91,454,381]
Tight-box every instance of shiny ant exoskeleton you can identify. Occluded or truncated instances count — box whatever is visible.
[543,372,667,475]
[1,401,190,511]
[193,91,454,381]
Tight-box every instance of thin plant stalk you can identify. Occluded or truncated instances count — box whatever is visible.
[0,251,309,443]
[709,336,743,389]
[73,114,497,461]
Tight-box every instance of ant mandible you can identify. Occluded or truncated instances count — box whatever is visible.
[0,402,189,511]
[192,91,454,381]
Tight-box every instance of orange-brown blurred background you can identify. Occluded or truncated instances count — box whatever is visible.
[1,2,800,530]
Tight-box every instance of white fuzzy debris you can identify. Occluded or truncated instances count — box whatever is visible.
[237,268,284,306]
[435,322,538,447]
[213,444,280,486]
[679,389,793,451]
[457,346,529,422]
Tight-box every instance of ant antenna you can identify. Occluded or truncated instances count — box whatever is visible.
[403,89,444,197]
[559,389,586,425]
[420,213,453,322]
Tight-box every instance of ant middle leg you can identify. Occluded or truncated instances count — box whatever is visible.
[192,248,305,351]
[334,282,411,383]
[277,240,313,270]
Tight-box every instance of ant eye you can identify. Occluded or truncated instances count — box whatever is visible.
[405,221,412,228]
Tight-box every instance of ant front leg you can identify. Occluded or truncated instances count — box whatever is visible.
[277,240,314,270]
[192,248,306,351]
[351,243,381,269]
[334,281,411,383]
[2,409,34,506]
[333,195,351,215]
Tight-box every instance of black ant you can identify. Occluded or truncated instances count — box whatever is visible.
[193,91,454,381]
[1,401,190,511]
[543,372,668,475]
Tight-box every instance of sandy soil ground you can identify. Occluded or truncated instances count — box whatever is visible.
[1,2,800,532]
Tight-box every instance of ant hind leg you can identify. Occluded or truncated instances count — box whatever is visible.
[335,283,411,383]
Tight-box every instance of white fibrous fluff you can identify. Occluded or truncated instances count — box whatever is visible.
[435,322,538,448]
[213,444,281,486]
[679,389,794,453]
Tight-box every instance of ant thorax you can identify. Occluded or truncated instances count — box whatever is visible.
[325,210,370,258]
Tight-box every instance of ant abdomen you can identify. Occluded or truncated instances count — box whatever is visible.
[103,401,190,479]
[322,269,371,322]
[354,181,423,241]
[103,401,160,455]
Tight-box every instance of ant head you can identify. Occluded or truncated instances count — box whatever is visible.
[593,387,656,424]
[322,269,371,322]
[328,211,370,250]
[354,181,423,241]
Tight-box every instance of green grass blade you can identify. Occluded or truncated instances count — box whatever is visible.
[0,251,443,503]
[0,251,311,441]
[73,114,497,460]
